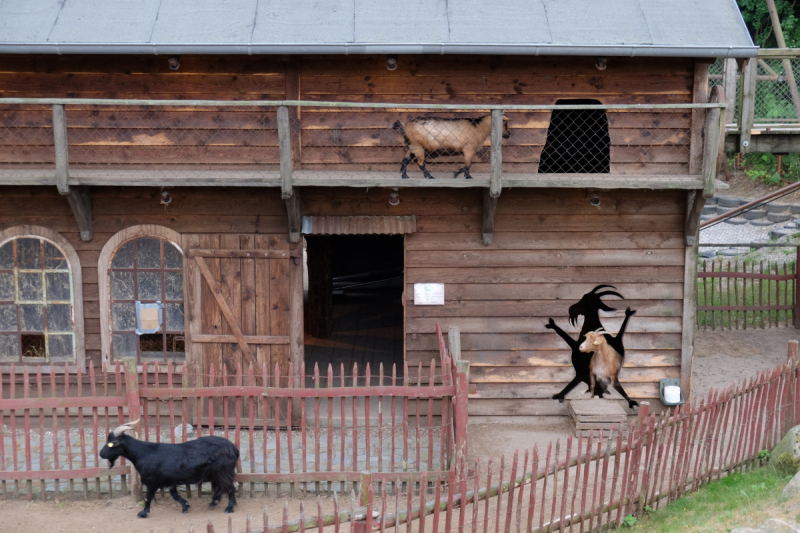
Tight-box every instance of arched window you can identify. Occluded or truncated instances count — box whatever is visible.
[0,226,84,367]
[99,226,185,365]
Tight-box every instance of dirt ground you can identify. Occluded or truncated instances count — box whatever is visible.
[2,327,799,532]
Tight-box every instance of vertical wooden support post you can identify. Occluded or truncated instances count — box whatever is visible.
[289,241,304,425]
[740,59,757,153]
[490,109,503,198]
[689,61,710,175]
[482,189,498,246]
[358,471,372,506]
[681,193,700,405]
[53,104,70,195]
[53,104,92,241]
[702,86,724,200]
[285,189,302,243]
[278,105,293,200]
[795,247,800,329]
[123,358,143,501]
[723,58,738,124]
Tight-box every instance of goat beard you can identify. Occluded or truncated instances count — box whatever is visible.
[106,457,117,469]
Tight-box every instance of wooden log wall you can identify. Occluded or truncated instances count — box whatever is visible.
[0,55,694,175]
[0,186,291,378]
[302,187,685,420]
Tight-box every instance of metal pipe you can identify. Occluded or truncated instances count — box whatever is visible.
[0,97,726,111]
[0,42,759,57]
[699,179,800,228]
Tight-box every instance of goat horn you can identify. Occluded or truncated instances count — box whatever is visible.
[590,285,617,294]
[595,290,624,300]
[111,419,140,437]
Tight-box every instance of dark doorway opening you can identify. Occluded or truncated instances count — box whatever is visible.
[304,235,404,385]
[538,98,610,173]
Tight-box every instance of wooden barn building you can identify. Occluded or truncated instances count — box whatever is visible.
[0,0,756,420]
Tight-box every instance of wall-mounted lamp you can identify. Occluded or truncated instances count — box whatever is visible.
[589,193,601,208]
[389,189,400,206]
[386,55,398,71]
[595,57,607,71]
[160,189,172,208]
[167,56,181,71]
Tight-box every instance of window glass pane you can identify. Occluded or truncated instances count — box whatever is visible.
[137,271,162,300]
[0,304,17,331]
[0,334,18,361]
[140,333,163,360]
[111,241,134,269]
[165,334,185,361]
[44,242,67,269]
[20,304,44,331]
[111,271,135,300]
[163,242,183,269]
[112,333,137,359]
[46,272,71,301]
[48,334,74,360]
[18,272,43,301]
[165,272,183,300]
[165,303,184,332]
[21,334,45,359]
[0,242,12,269]
[47,304,73,332]
[112,302,136,331]
[0,272,14,301]
[16,238,41,269]
[136,238,161,269]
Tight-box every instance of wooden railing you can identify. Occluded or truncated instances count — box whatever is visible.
[0,323,469,500]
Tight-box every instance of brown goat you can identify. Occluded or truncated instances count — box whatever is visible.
[393,114,510,179]
[578,328,637,408]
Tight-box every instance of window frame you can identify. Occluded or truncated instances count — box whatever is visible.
[99,225,186,371]
[0,225,85,372]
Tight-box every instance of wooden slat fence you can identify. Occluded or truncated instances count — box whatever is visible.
[697,257,799,329]
[211,344,800,533]
[0,323,468,500]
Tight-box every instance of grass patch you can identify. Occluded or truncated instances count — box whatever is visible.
[629,467,796,532]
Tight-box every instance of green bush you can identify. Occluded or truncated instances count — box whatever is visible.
[774,452,800,476]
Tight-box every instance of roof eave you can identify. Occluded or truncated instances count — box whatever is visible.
[0,42,760,58]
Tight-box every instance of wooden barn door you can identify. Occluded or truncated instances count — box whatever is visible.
[184,234,300,392]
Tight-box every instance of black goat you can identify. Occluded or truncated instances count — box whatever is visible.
[545,285,638,408]
[99,420,239,518]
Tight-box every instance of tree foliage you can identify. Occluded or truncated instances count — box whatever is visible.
[738,0,800,47]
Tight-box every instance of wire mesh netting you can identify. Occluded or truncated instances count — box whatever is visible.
[753,58,800,124]
[0,102,704,182]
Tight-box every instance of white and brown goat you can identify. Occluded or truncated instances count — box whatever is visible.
[578,328,638,408]
[393,114,510,179]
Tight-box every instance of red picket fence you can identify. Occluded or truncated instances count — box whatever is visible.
[205,344,800,533]
[697,258,799,330]
[0,323,469,500]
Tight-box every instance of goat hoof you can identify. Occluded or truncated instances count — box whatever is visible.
[225,508,235,514]
[209,501,218,509]
[137,510,149,519]
[182,505,191,514]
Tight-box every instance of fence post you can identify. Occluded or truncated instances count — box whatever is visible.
[358,471,372,506]
[794,248,800,329]
[452,322,470,468]
[123,357,143,501]
[740,58,757,153]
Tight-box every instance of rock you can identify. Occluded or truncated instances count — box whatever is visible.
[717,206,733,215]
[791,205,800,214]
[702,205,718,215]
[772,426,800,468]
[707,196,719,205]
[770,230,792,240]
[758,518,800,533]
[752,220,776,226]
[730,528,759,533]
[724,218,748,225]
[783,469,800,499]
[699,249,716,259]
[717,247,749,256]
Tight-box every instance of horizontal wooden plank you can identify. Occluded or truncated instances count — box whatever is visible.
[142,385,456,399]
[406,332,682,351]
[192,334,291,345]
[0,145,280,164]
[405,266,685,284]
[0,109,278,130]
[415,214,684,233]
[0,128,280,147]
[405,232,684,250]
[0,214,288,233]
[0,396,126,410]
[188,249,299,258]
[0,465,129,481]
[406,316,683,334]
[469,366,679,383]
[404,299,684,318]
[470,382,660,399]
[406,249,684,268]
[404,283,685,301]
[407,349,681,367]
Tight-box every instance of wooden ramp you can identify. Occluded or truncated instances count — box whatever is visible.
[567,399,628,435]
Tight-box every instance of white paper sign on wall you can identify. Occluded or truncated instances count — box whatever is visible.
[414,283,445,305]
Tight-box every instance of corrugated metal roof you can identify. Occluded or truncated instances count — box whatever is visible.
[301,216,417,235]
[0,0,756,57]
